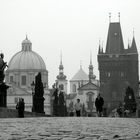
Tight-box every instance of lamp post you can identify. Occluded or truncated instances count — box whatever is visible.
[31,81,35,112]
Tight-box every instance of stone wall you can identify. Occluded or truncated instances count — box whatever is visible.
[0,107,50,118]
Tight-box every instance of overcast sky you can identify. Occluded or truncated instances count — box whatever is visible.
[0,0,140,88]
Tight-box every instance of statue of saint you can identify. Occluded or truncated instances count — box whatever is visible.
[0,53,8,83]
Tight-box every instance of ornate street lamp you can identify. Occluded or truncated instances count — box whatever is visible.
[31,81,35,112]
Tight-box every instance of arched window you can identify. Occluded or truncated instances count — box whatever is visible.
[73,84,76,92]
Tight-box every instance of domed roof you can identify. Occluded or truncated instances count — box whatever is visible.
[8,37,46,70]
[70,67,88,81]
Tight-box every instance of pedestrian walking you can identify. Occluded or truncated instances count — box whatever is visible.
[75,99,82,117]
[16,98,25,118]
[58,90,65,116]
[95,94,104,117]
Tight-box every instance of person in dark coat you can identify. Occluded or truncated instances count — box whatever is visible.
[16,98,25,118]
[58,90,65,116]
[95,94,104,117]
[52,88,59,116]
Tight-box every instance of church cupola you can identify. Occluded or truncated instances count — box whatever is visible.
[89,52,96,82]
[22,35,32,51]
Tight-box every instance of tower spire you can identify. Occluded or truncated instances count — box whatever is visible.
[118,12,120,22]
[56,52,66,80]
[26,34,28,40]
[90,51,92,65]
[102,41,104,53]
[130,31,138,53]
[80,60,82,69]
[128,39,130,49]
[60,51,62,65]
[105,15,124,54]
[98,39,101,54]
[133,28,135,38]
[89,52,96,82]
[109,13,111,23]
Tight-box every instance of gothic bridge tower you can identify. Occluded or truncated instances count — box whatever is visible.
[98,15,139,113]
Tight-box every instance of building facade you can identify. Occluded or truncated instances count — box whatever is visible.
[5,36,51,115]
[66,56,99,116]
[98,20,139,113]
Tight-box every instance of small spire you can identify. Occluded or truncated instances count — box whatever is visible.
[128,39,130,49]
[109,13,111,23]
[133,28,135,38]
[90,51,92,65]
[26,34,28,40]
[80,60,82,69]
[98,39,101,54]
[60,51,62,65]
[118,12,120,22]
[102,41,104,53]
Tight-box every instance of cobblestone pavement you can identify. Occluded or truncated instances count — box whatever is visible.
[0,117,140,140]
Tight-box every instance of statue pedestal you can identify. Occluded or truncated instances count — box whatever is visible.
[33,96,45,114]
[0,83,9,107]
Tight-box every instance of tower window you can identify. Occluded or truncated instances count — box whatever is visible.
[73,84,76,92]
[108,72,111,77]
[120,72,124,77]
[21,75,26,86]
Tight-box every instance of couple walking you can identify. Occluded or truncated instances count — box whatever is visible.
[75,93,104,117]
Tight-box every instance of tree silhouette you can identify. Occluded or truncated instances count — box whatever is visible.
[33,72,45,113]
[35,72,44,97]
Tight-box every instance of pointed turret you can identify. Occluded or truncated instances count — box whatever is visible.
[98,40,101,54]
[105,22,124,54]
[130,36,138,53]
[56,53,66,80]
[89,52,96,82]
[101,44,104,54]
[130,29,137,53]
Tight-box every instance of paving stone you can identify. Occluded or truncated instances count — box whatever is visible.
[0,117,140,140]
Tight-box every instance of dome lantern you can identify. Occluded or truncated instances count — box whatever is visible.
[22,35,32,51]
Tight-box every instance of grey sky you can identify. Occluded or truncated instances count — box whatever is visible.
[0,0,140,88]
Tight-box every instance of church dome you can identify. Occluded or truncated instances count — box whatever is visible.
[70,67,88,81]
[8,37,46,70]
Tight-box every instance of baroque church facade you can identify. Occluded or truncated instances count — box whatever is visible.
[98,19,139,113]
[5,36,51,115]
[61,55,100,116]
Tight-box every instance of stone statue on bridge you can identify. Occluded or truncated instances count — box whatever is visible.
[0,53,8,83]
[0,53,9,107]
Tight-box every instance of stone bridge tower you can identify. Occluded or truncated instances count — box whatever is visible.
[98,16,139,113]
